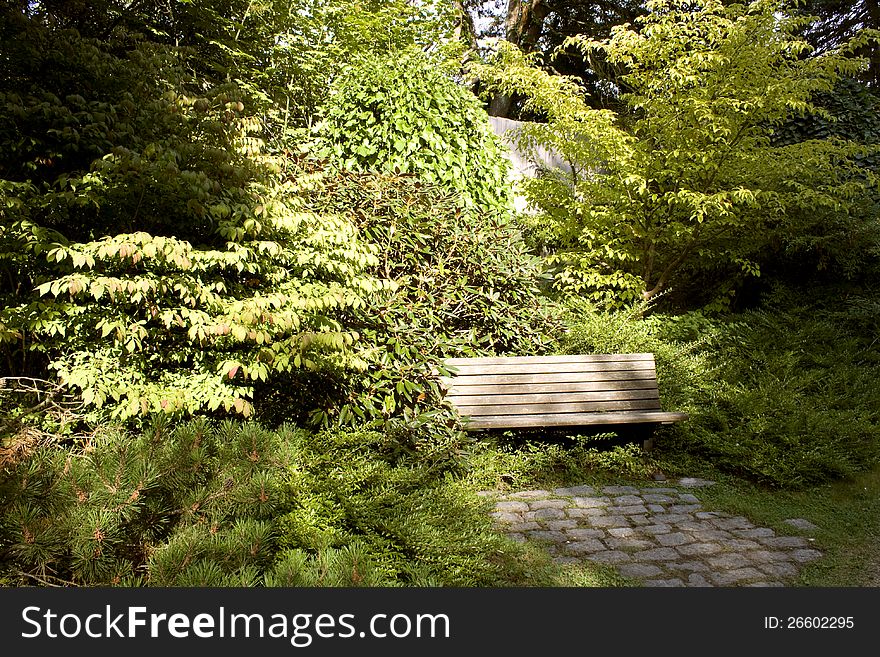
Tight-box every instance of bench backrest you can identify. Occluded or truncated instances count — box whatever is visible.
[440,353,665,429]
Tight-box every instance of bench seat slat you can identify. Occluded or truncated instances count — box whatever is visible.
[441,371,658,386]
[444,353,655,366]
[445,379,660,396]
[463,411,689,430]
[448,389,661,407]
[445,361,656,376]
[460,399,663,416]
[439,353,687,434]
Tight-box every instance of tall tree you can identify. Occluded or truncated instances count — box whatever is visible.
[467,1,880,115]
[467,1,645,115]
[473,0,879,307]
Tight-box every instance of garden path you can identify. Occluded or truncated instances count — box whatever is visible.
[482,478,823,586]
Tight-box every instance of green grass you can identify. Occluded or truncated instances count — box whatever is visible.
[692,466,880,587]
[486,539,636,587]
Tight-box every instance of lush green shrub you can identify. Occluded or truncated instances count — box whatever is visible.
[316,50,512,213]
[557,289,880,488]
[256,166,562,432]
[268,0,459,128]
[557,297,721,415]
[0,15,382,421]
[473,0,877,308]
[274,426,520,586]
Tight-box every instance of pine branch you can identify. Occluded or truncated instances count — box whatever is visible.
[15,570,78,588]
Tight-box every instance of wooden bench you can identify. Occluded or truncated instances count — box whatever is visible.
[439,353,687,442]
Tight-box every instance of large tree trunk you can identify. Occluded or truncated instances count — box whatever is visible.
[452,0,478,50]
[488,0,552,117]
[504,0,551,50]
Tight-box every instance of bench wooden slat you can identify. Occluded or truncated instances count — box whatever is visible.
[444,353,655,366]
[445,361,656,376]
[445,379,660,396]
[440,370,658,386]
[439,352,687,434]
[463,410,689,430]
[459,399,663,416]
[448,389,661,407]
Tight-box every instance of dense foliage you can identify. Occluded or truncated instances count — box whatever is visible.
[0,419,520,586]
[283,0,458,126]
[800,0,880,86]
[558,286,880,488]
[317,50,513,213]
[763,78,880,287]
[474,0,879,308]
[256,163,561,431]
[2,0,879,591]
[0,13,382,421]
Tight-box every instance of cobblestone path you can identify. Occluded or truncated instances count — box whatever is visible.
[483,478,823,587]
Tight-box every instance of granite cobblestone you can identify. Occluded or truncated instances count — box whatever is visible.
[484,477,822,587]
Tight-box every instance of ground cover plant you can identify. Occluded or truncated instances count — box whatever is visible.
[556,284,880,489]
[0,417,551,587]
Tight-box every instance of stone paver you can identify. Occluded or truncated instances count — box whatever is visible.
[618,563,663,578]
[564,539,606,555]
[483,477,823,587]
[526,508,566,521]
[784,518,819,532]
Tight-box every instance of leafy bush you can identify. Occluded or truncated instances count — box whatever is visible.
[0,15,382,421]
[557,297,720,416]
[473,0,877,307]
[316,50,512,213]
[257,165,562,432]
[269,0,458,127]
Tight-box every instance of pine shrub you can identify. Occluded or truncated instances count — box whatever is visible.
[0,418,522,586]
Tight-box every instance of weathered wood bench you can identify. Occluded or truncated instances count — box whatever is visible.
[439,353,687,443]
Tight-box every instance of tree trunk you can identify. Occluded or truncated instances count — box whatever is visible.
[452,0,478,51]
[488,0,552,117]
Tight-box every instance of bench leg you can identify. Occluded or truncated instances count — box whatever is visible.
[641,436,655,452]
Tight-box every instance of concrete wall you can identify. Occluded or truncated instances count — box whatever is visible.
[488,116,572,213]
[488,115,572,179]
